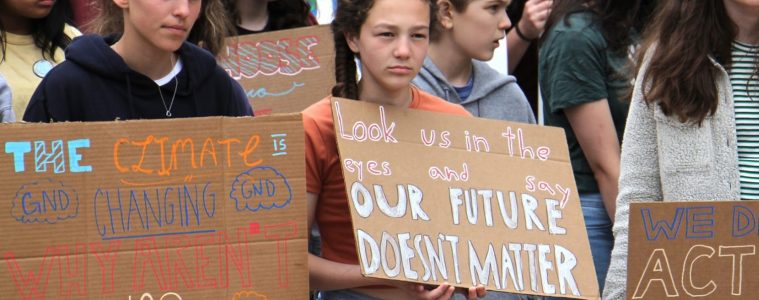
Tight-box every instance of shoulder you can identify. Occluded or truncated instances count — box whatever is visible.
[415,88,471,116]
[544,12,606,49]
[42,60,92,88]
[303,96,334,122]
[302,96,335,143]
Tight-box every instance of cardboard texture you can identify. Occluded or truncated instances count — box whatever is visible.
[331,98,599,299]
[0,115,307,300]
[627,201,759,299]
[219,25,336,116]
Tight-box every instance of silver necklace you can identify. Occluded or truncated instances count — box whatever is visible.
[158,77,178,117]
[157,54,179,117]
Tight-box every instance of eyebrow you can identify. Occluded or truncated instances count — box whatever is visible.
[373,23,430,31]
[486,0,511,5]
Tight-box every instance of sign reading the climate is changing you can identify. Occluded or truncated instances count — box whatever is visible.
[0,116,307,300]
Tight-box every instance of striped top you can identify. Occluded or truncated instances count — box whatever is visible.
[730,41,759,199]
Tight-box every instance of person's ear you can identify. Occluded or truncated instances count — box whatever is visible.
[345,31,360,54]
[113,0,128,9]
[437,0,455,30]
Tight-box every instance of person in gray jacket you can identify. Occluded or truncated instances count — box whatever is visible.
[412,0,535,124]
[604,0,757,299]
[0,74,15,122]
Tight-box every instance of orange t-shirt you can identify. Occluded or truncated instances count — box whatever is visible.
[303,87,471,266]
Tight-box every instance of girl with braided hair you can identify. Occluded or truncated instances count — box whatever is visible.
[302,0,486,299]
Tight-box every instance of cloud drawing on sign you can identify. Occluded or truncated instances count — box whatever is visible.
[11,178,80,224]
[229,166,292,212]
[232,290,268,300]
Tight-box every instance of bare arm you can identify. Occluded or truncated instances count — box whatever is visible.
[564,100,620,221]
[507,0,552,73]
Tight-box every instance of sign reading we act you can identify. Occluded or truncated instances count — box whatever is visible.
[628,201,759,299]
[332,99,600,299]
[0,116,307,300]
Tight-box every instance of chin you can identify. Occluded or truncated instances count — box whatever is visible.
[477,51,496,61]
[29,10,54,19]
[157,41,184,53]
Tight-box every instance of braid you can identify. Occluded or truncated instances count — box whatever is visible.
[331,30,358,99]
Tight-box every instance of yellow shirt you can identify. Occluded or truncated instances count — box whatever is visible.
[0,24,81,121]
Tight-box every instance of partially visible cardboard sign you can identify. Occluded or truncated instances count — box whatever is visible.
[628,201,759,299]
[331,99,599,299]
[219,25,335,116]
[0,115,307,299]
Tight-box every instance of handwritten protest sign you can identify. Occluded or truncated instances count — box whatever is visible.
[0,115,307,299]
[219,25,335,116]
[627,201,759,299]
[331,99,599,299]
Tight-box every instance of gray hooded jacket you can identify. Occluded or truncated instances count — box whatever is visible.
[412,57,535,123]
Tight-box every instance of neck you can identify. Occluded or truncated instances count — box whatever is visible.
[0,13,33,35]
[358,82,413,108]
[725,1,759,44]
[428,37,473,86]
[236,0,269,31]
[112,33,176,80]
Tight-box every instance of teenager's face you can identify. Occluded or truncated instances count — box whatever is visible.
[447,0,511,61]
[119,0,201,52]
[347,0,430,96]
[1,0,55,19]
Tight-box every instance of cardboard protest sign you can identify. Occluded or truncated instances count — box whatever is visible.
[219,25,335,116]
[331,98,599,299]
[0,115,307,299]
[627,201,759,299]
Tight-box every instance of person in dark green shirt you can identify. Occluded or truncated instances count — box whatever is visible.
[538,0,654,295]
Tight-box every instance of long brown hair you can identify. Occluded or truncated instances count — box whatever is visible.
[330,0,438,99]
[92,0,233,56]
[636,0,741,124]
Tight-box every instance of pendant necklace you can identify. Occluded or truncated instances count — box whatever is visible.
[158,76,178,117]
[158,54,179,117]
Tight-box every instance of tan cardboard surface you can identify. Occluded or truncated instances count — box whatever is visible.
[0,115,307,299]
[219,25,335,116]
[628,201,759,299]
[331,98,599,299]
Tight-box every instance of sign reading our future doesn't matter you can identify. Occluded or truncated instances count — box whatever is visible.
[332,98,600,299]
